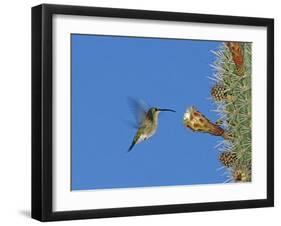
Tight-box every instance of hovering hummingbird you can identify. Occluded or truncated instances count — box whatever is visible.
[127,99,176,152]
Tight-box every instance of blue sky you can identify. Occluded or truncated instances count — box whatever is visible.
[71,34,227,190]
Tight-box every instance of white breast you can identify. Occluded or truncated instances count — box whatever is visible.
[137,130,156,144]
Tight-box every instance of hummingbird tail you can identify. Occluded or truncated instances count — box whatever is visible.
[128,140,136,152]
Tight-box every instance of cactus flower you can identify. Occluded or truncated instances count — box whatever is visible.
[183,106,229,139]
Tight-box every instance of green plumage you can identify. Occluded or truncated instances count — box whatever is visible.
[128,108,158,152]
[128,107,175,152]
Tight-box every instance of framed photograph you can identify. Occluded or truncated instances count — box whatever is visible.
[32,4,274,221]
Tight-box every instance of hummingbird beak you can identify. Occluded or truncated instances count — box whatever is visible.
[158,108,176,112]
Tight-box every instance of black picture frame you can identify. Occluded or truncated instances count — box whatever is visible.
[32,3,274,222]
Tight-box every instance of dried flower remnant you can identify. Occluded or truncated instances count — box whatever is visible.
[211,84,234,102]
[232,169,249,182]
[219,151,237,167]
[226,42,245,76]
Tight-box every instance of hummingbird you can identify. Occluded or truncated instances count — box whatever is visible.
[127,99,176,152]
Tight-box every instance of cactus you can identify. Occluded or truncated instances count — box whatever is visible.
[210,42,252,182]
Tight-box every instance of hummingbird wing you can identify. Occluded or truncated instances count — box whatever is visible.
[127,98,148,127]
